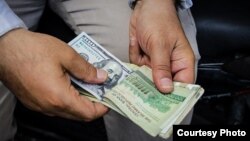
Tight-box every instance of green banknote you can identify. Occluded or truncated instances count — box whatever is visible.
[77,65,204,138]
[70,32,204,139]
[104,65,204,137]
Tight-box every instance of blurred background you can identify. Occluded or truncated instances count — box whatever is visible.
[191,0,250,125]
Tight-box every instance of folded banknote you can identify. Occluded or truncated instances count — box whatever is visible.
[68,32,205,139]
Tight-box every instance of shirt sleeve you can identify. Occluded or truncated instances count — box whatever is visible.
[128,0,193,9]
[0,0,27,37]
[128,0,136,9]
[179,0,193,9]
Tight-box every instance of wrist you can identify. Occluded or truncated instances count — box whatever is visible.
[131,0,176,9]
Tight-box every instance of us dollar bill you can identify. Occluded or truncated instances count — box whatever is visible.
[68,32,133,100]
[69,32,205,139]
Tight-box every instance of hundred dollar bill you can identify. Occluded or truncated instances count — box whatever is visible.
[68,32,133,100]
[69,33,204,139]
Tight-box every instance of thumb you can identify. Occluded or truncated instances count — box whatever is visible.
[150,43,173,93]
[62,49,107,83]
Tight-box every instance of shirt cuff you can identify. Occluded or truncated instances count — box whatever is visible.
[179,0,193,9]
[128,0,193,9]
[0,0,27,37]
[128,0,137,9]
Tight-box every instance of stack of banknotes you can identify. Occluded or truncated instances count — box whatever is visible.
[68,32,205,139]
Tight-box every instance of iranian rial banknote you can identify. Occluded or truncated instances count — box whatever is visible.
[104,65,204,138]
[69,32,205,139]
[68,32,132,100]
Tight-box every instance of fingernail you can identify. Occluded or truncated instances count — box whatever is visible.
[160,78,173,92]
[97,69,107,81]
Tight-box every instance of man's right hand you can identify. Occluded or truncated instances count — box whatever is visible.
[129,0,195,93]
[0,29,108,121]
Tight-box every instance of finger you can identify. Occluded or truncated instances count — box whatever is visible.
[52,85,108,121]
[129,36,142,64]
[91,102,109,120]
[173,68,195,84]
[172,48,195,83]
[62,48,107,83]
[150,40,173,93]
[129,24,142,65]
[68,87,108,121]
[75,96,108,121]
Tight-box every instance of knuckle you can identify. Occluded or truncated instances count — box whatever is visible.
[67,50,79,63]
[154,64,171,72]
[79,64,95,81]
[145,33,164,52]
[129,56,138,64]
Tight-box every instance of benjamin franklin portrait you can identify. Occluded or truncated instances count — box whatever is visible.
[93,59,123,95]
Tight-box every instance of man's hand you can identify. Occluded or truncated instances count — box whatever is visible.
[0,29,108,121]
[129,0,195,93]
